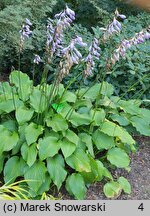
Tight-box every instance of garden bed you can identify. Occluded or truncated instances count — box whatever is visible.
[61,136,150,200]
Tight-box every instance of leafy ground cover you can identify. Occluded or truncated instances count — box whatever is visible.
[61,136,150,199]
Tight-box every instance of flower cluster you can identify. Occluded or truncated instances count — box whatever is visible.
[56,36,87,84]
[19,18,32,51]
[84,38,101,77]
[111,29,150,64]
[34,54,43,64]
[46,5,76,58]
[19,18,32,41]
[103,10,126,40]
[62,36,87,63]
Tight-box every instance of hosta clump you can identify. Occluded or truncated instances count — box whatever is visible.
[0,71,150,199]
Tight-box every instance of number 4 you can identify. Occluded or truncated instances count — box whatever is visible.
[138,203,144,211]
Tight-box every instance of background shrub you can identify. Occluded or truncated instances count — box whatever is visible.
[0,0,150,101]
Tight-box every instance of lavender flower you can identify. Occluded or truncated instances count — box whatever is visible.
[115,9,126,20]
[103,10,126,40]
[144,32,150,40]
[61,36,87,64]
[34,55,42,64]
[46,5,76,57]
[19,18,32,41]
[111,29,150,64]
[84,38,101,77]
[25,18,32,26]
[56,36,87,84]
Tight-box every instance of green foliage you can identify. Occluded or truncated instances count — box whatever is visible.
[0,180,30,200]
[106,13,150,101]
[0,0,149,103]
[66,173,87,200]
[0,0,57,73]
[103,176,131,198]
[0,71,149,199]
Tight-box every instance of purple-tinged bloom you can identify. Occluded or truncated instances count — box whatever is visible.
[137,37,145,43]
[34,55,42,64]
[103,10,126,40]
[144,32,150,40]
[66,5,75,20]
[25,18,32,26]
[118,14,126,19]
[115,9,126,20]
[76,37,87,47]
[84,38,101,77]
[111,28,150,64]
[122,40,131,49]
[61,36,87,64]
[46,6,76,57]
[74,47,82,58]
[19,18,32,42]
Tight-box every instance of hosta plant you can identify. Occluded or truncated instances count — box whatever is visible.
[0,70,150,199]
[0,6,150,200]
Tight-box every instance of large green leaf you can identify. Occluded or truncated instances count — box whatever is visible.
[55,102,71,116]
[103,181,121,198]
[90,109,106,126]
[117,100,141,115]
[78,82,114,100]
[107,147,130,168]
[0,82,15,100]
[30,88,47,113]
[60,138,76,159]
[66,173,87,200]
[38,136,60,160]
[103,167,113,180]
[81,157,104,184]
[60,91,77,103]
[37,173,51,195]
[118,177,131,194]
[0,125,19,155]
[46,114,68,132]
[63,129,79,146]
[79,133,94,157]
[11,124,27,155]
[110,114,130,126]
[2,120,17,132]
[9,71,33,101]
[47,154,67,190]
[101,120,135,145]
[66,149,91,172]
[69,112,91,126]
[24,160,47,193]
[25,123,43,146]
[21,143,37,167]
[16,106,34,125]
[74,99,92,110]
[78,84,100,100]
[0,99,23,114]
[4,156,27,183]
[52,103,65,113]
[141,108,150,123]
[0,154,5,173]
[92,129,115,150]
[130,116,150,136]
